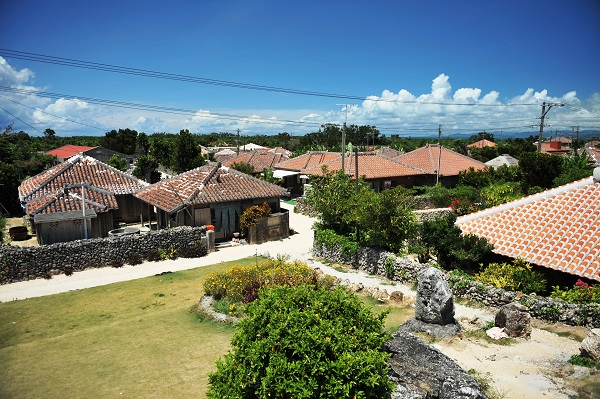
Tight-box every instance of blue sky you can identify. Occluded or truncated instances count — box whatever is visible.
[1,0,599,137]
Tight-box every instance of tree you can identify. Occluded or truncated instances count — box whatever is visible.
[207,285,393,399]
[553,153,594,187]
[518,152,563,192]
[469,131,494,142]
[43,128,56,140]
[100,128,138,155]
[418,213,493,271]
[172,129,204,174]
[150,137,174,169]
[107,154,128,172]
[231,162,255,175]
[137,132,150,155]
[133,155,161,183]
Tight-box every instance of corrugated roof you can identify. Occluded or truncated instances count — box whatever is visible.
[19,154,148,202]
[395,144,486,176]
[45,145,95,159]
[135,164,287,213]
[456,176,600,281]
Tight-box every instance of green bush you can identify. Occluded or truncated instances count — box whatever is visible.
[315,229,359,257]
[476,259,546,294]
[567,354,599,369]
[207,285,393,399]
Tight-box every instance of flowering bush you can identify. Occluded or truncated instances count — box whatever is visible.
[551,279,600,303]
[239,202,271,232]
[203,258,337,303]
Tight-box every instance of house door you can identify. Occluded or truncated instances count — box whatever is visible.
[194,208,212,227]
[214,205,241,238]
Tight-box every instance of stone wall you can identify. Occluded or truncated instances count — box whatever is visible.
[313,241,600,328]
[0,227,212,285]
[247,210,289,244]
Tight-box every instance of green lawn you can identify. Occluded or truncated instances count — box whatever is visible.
[0,257,412,399]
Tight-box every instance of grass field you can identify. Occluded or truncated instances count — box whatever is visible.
[0,257,412,399]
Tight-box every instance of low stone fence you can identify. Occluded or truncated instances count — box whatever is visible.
[0,227,213,285]
[313,241,600,328]
[247,209,289,245]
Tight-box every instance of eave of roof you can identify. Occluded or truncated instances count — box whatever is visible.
[456,176,600,281]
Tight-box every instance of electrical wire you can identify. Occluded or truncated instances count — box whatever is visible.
[0,48,542,107]
[0,105,43,134]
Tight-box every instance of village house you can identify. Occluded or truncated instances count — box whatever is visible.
[46,144,135,168]
[134,163,288,241]
[18,154,149,244]
[455,169,600,283]
[393,144,487,187]
[217,150,290,176]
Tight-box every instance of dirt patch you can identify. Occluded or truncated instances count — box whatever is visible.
[3,217,38,247]
[431,318,599,398]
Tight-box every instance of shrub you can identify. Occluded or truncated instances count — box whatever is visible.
[568,354,599,369]
[203,259,336,303]
[476,259,546,294]
[315,229,359,257]
[551,279,600,303]
[158,247,178,260]
[239,202,271,232]
[207,285,393,399]
[384,256,395,279]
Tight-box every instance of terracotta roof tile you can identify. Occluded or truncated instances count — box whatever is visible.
[301,152,425,180]
[456,176,600,281]
[274,151,341,172]
[19,154,148,202]
[135,164,287,213]
[25,185,118,216]
[395,144,486,176]
[467,139,497,148]
[220,150,289,172]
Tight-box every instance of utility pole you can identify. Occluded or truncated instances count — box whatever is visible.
[337,104,349,173]
[537,102,564,152]
[236,128,240,155]
[436,125,442,185]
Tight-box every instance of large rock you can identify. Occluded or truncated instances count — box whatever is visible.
[385,332,488,399]
[580,328,600,362]
[414,267,455,325]
[495,302,531,339]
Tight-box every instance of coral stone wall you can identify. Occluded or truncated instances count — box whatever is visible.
[313,241,600,328]
[0,227,210,285]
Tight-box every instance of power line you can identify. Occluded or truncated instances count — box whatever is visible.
[0,105,43,134]
[0,48,541,107]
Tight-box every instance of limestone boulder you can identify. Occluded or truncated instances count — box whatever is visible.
[580,328,600,362]
[495,302,531,339]
[414,267,455,325]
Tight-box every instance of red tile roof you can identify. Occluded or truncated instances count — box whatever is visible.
[539,142,572,156]
[456,176,600,281]
[467,139,497,148]
[45,145,95,159]
[395,144,486,176]
[135,163,288,213]
[302,152,425,180]
[376,147,404,158]
[268,147,293,157]
[586,147,600,167]
[274,151,342,172]
[25,185,118,216]
[19,154,148,203]
[220,150,290,172]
